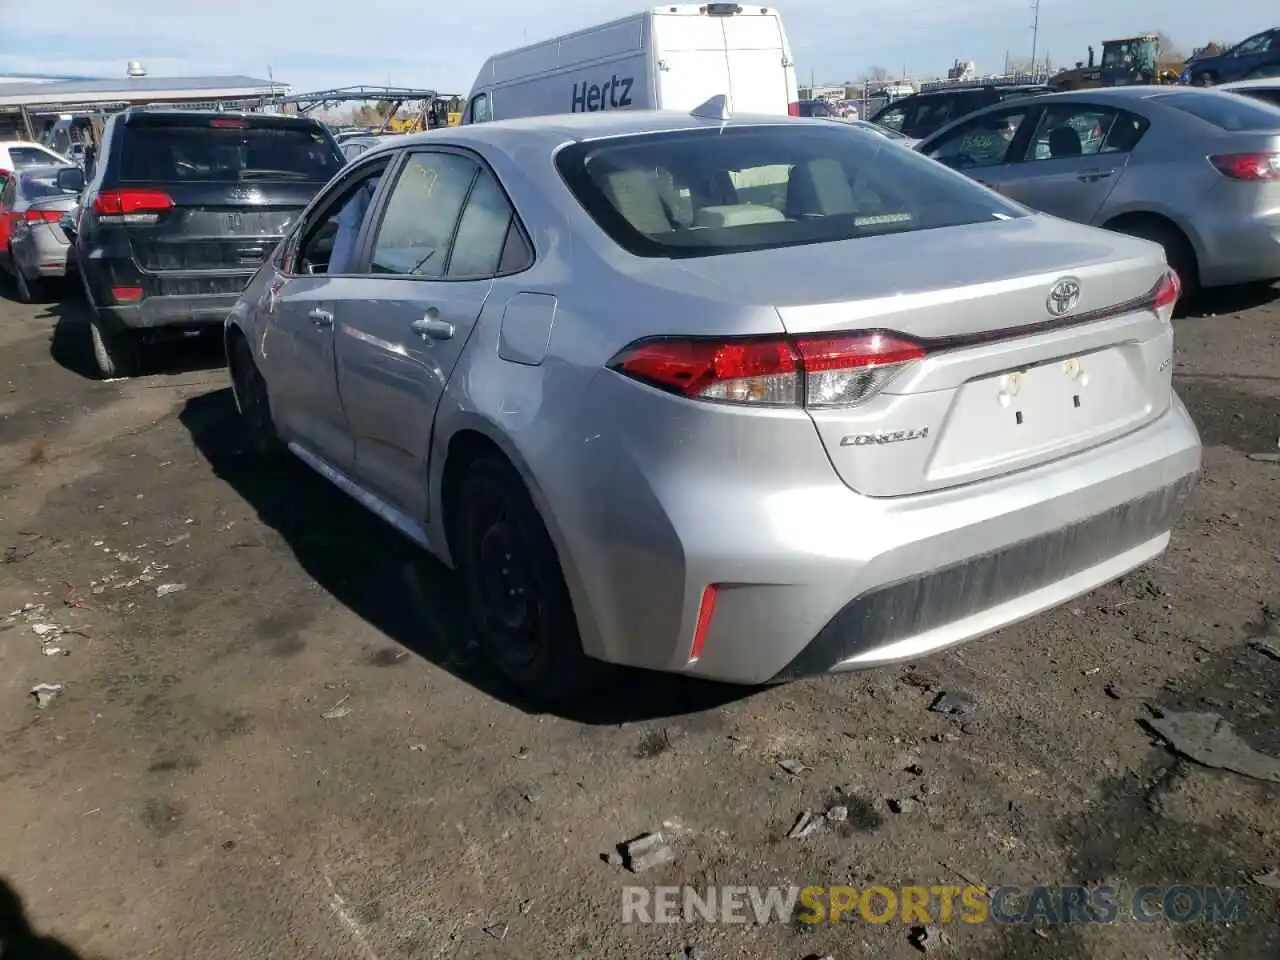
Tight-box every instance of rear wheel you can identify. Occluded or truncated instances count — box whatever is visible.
[228,332,284,459]
[1109,218,1200,307]
[1193,72,1216,86]
[11,257,42,304]
[454,454,607,701]
[88,313,140,380]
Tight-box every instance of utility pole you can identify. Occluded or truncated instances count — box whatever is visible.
[1030,0,1041,74]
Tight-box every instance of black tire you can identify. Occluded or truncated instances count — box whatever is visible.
[1110,218,1200,308]
[12,259,42,305]
[1192,72,1215,87]
[455,455,607,701]
[88,312,140,379]
[228,332,285,459]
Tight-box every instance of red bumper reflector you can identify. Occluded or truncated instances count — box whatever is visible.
[112,286,143,303]
[688,584,719,663]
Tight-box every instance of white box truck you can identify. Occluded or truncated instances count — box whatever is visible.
[462,4,799,124]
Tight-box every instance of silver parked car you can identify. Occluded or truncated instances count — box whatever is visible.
[0,163,84,303]
[915,87,1280,298]
[1217,76,1280,110]
[225,108,1201,701]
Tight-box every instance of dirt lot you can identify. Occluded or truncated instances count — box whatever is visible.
[0,285,1277,960]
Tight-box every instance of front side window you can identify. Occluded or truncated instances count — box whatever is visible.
[9,147,60,169]
[469,94,492,124]
[294,163,386,275]
[369,152,477,277]
[556,123,1025,259]
[1233,32,1273,57]
[925,107,1033,169]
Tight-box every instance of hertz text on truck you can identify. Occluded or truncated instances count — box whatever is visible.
[571,75,635,112]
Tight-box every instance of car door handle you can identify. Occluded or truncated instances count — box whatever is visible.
[308,308,333,328]
[1076,168,1116,183]
[410,316,454,341]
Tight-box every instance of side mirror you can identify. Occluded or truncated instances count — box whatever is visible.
[56,166,85,195]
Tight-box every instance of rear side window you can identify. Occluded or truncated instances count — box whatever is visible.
[556,124,1026,259]
[19,168,80,200]
[118,120,344,182]
[1152,90,1280,131]
[9,146,59,169]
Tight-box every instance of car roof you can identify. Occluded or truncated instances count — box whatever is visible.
[369,110,830,155]
[118,107,325,129]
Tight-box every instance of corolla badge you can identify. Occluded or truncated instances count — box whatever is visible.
[840,427,929,447]
[1046,277,1081,317]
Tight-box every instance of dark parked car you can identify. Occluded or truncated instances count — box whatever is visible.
[66,108,345,378]
[1182,28,1280,86]
[871,84,1050,140]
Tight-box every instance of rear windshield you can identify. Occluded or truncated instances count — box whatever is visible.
[118,121,343,182]
[1234,88,1280,110]
[1152,90,1280,131]
[554,123,1025,259]
[19,167,79,200]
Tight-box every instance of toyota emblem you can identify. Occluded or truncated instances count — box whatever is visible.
[1046,278,1081,317]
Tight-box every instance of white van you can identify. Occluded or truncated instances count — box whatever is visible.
[463,4,799,124]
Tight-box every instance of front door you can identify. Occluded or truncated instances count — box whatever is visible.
[334,149,517,520]
[997,103,1136,224]
[266,158,389,470]
[918,103,1042,195]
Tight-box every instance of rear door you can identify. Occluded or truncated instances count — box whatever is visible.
[720,11,791,114]
[917,102,1043,194]
[110,113,343,295]
[653,13,733,112]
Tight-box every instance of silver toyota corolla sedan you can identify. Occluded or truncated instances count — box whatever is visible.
[224,106,1202,701]
[914,87,1280,298]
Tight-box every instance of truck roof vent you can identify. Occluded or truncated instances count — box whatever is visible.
[690,94,732,120]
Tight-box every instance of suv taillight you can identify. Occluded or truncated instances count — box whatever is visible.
[93,188,174,217]
[607,332,928,407]
[1208,152,1280,181]
[788,102,801,117]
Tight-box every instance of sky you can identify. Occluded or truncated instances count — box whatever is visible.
[0,0,1275,94]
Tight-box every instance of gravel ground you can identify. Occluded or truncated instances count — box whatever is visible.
[0,285,1277,960]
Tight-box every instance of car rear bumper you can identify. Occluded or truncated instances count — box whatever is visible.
[99,293,241,329]
[13,232,72,278]
[557,394,1201,685]
[1194,197,1280,287]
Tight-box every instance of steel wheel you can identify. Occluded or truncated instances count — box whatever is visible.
[455,454,606,700]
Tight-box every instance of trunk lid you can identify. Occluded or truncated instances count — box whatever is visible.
[120,180,319,271]
[669,215,1175,497]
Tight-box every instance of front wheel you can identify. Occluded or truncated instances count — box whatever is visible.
[228,333,285,459]
[1193,72,1215,86]
[455,455,607,701]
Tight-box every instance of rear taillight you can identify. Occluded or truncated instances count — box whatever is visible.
[1208,152,1280,181]
[93,188,174,217]
[1152,269,1182,312]
[23,209,63,223]
[607,331,927,408]
[111,286,143,303]
[787,102,801,117]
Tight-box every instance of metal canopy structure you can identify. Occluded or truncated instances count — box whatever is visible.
[278,85,464,133]
[279,85,445,113]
